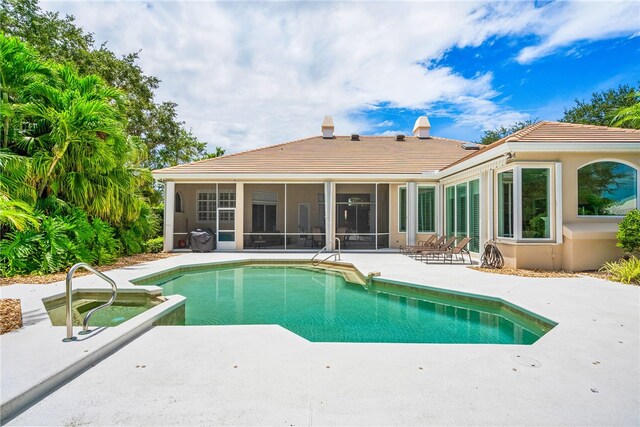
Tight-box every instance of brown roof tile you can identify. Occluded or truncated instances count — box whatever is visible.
[505,121,640,142]
[442,121,640,171]
[154,122,639,177]
[153,135,481,175]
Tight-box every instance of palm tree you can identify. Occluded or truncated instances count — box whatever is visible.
[16,63,149,225]
[0,149,38,231]
[0,34,51,148]
[611,92,640,129]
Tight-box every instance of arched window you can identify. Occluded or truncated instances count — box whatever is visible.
[175,192,183,213]
[578,161,637,216]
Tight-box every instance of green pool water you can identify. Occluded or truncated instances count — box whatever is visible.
[45,295,161,327]
[155,265,554,344]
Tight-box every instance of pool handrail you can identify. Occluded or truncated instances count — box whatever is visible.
[63,263,118,342]
[311,238,341,266]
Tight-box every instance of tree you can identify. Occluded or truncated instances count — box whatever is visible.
[611,92,640,129]
[0,33,51,148]
[18,64,152,225]
[0,150,38,231]
[477,119,537,145]
[201,147,226,159]
[1,0,223,169]
[560,84,639,127]
[617,210,640,254]
[0,34,159,274]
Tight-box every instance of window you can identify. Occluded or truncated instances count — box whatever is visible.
[218,190,236,208]
[497,171,514,238]
[469,180,480,252]
[445,179,480,251]
[417,187,435,233]
[218,190,236,222]
[578,161,638,216]
[252,204,277,232]
[522,169,549,238]
[399,187,407,232]
[455,183,467,240]
[497,166,554,241]
[446,186,455,237]
[197,191,216,222]
[175,192,183,213]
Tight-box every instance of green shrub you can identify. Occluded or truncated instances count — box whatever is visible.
[91,218,120,265]
[0,205,122,276]
[116,204,159,255]
[146,237,164,253]
[600,257,640,285]
[617,210,640,254]
[0,215,77,276]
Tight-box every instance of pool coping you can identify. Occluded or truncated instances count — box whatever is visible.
[131,258,369,286]
[2,252,638,426]
[0,292,186,423]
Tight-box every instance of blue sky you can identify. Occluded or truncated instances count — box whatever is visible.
[42,1,640,151]
[364,34,640,141]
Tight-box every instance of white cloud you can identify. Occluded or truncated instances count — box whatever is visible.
[374,120,394,128]
[40,0,639,153]
[516,1,640,63]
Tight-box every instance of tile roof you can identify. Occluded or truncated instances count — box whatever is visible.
[442,121,640,171]
[503,121,640,142]
[154,121,639,177]
[153,135,481,175]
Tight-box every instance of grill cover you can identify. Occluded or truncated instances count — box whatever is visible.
[188,228,215,252]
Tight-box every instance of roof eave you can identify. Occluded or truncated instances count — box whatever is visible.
[152,172,442,182]
[436,141,640,179]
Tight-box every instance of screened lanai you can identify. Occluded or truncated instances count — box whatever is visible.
[335,184,389,250]
[243,183,325,249]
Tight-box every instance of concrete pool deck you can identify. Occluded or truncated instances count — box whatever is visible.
[1,252,639,426]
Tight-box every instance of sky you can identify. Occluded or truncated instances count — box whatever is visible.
[41,0,640,154]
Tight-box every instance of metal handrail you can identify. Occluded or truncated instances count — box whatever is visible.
[311,238,341,266]
[63,263,118,342]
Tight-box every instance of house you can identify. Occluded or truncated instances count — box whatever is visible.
[152,117,640,271]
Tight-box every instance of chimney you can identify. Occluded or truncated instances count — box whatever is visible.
[412,116,431,139]
[322,116,334,139]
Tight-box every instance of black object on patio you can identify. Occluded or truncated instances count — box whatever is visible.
[188,228,215,252]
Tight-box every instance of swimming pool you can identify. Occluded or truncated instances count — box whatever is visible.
[44,291,164,327]
[135,262,555,344]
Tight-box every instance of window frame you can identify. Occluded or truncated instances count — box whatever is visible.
[252,203,277,232]
[576,159,639,218]
[496,170,514,239]
[218,189,236,208]
[175,191,184,213]
[443,177,480,252]
[196,189,217,223]
[417,185,436,233]
[398,186,407,233]
[494,163,556,243]
[519,166,552,241]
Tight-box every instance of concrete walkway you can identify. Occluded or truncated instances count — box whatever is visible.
[2,253,639,426]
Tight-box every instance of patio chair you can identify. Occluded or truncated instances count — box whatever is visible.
[336,226,349,249]
[399,234,437,255]
[413,236,457,261]
[406,235,447,257]
[419,237,472,264]
[299,226,314,247]
[311,226,325,248]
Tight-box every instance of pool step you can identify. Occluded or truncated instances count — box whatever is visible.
[0,295,186,424]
